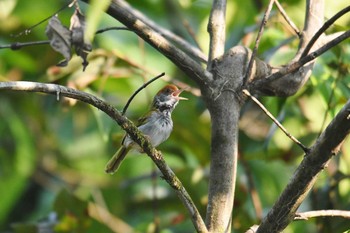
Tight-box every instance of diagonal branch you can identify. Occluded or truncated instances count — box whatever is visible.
[256,99,350,233]
[243,89,309,153]
[207,0,227,70]
[0,81,208,233]
[243,0,274,85]
[251,29,350,96]
[92,0,212,87]
[274,0,300,37]
[300,5,350,58]
[97,1,208,63]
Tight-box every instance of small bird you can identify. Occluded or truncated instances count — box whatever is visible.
[105,84,187,174]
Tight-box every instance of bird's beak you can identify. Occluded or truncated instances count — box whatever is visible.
[173,88,188,100]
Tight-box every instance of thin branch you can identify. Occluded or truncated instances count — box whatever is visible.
[256,99,350,233]
[251,29,350,92]
[243,89,309,153]
[0,41,50,50]
[0,81,208,233]
[0,27,131,50]
[182,19,202,51]
[243,0,274,85]
[301,5,350,58]
[11,1,73,38]
[122,72,164,115]
[95,26,132,34]
[295,0,324,60]
[86,0,207,63]
[274,0,300,37]
[207,0,227,70]
[295,210,350,220]
[100,0,212,86]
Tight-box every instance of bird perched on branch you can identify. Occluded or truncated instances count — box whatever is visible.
[105,84,187,174]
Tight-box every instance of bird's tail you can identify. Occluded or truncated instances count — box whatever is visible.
[105,146,131,174]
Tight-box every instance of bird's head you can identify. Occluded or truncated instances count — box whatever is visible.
[152,84,187,112]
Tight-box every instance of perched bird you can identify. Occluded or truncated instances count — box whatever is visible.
[105,84,187,174]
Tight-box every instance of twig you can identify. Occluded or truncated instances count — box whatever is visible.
[0,27,131,50]
[246,209,350,233]
[207,0,227,70]
[11,1,73,38]
[301,5,350,58]
[243,89,309,153]
[95,26,132,34]
[182,19,202,51]
[0,41,50,50]
[252,29,350,90]
[295,210,350,220]
[122,72,165,115]
[243,0,274,86]
[274,0,300,36]
[0,81,208,233]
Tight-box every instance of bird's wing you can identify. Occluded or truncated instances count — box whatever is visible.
[136,109,155,127]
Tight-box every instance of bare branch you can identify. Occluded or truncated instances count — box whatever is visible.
[274,0,300,37]
[294,0,324,60]
[85,0,207,63]
[251,29,350,96]
[295,210,350,220]
[0,27,130,50]
[301,5,350,58]
[256,99,350,233]
[134,6,208,64]
[0,41,50,50]
[243,0,274,85]
[97,0,212,86]
[243,89,309,153]
[122,72,164,115]
[0,81,208,233]
[207,0,227,69]
[11,1,72,38]
[95,26,131,34]
[183,19,202,51]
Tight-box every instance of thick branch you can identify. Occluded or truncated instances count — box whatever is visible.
[204,46,248,233]
[207,0,227,69]
[96,0,213,87]
[0,81,208,233]
[95,1,208,63]
[256,100,350,233]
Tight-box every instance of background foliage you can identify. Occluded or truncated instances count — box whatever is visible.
[0,0,349,232]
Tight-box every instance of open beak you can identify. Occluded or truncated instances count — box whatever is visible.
[173,88,188,100]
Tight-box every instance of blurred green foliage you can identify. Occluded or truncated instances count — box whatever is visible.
[0,0,350,232]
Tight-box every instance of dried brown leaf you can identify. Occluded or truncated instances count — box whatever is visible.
[70,9,92,71]
[45,16,72,67]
